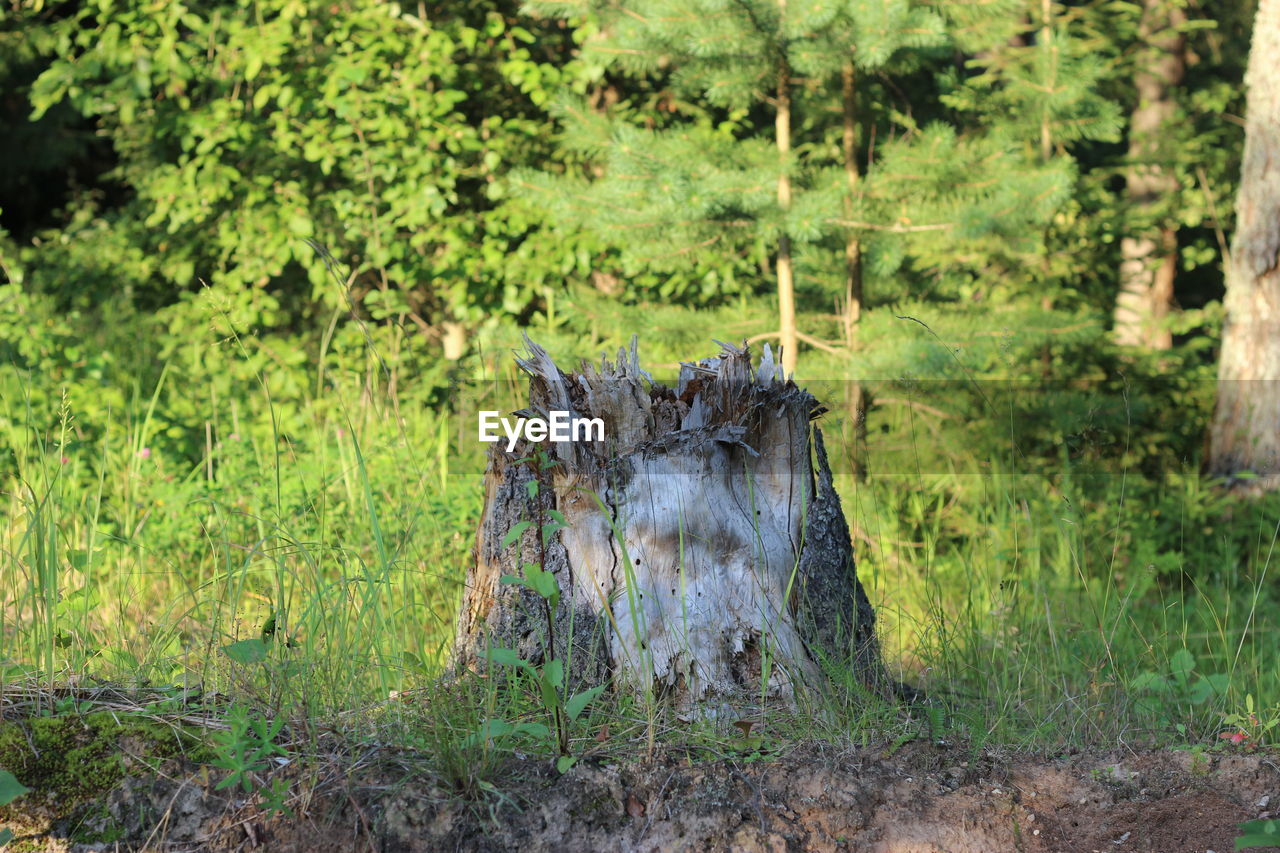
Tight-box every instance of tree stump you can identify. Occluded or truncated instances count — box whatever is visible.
[453,338,886,704]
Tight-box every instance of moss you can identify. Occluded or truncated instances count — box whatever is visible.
[0,710,214,840]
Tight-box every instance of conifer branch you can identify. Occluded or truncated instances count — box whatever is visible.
[830,218,954,233]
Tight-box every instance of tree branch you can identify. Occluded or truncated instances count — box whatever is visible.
[830,218,954,233]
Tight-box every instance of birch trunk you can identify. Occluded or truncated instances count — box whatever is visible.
[1208,0,1280,487]
[1112,0,1186,349]
[453,339,886,704]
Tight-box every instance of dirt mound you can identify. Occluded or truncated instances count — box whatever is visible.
[368,743,1279,853]
[8,739,1279,851]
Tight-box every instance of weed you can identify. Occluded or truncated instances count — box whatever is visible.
[1129,648,1230,737]
[1219,694,1280,750]
[472,451,605,772]
[210,705,292,816]
[1187,744,1210,777]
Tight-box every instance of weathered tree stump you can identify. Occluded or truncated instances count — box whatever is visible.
[453,338,885,704]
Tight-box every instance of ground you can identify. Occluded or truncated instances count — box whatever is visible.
[2,716,1278,852]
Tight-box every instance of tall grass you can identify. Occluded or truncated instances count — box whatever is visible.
[833,386,1280,748]
[1,342,487,719]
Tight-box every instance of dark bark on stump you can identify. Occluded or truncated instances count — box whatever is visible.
[453,339,886,704]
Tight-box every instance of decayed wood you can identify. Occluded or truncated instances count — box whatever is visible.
[453,338,885,703]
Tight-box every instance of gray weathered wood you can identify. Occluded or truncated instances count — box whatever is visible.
[453,338,885,704]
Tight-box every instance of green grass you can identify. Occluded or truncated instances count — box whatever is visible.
[2,299,1279,787]
[847,460,1280,747]
[1,343,483,718]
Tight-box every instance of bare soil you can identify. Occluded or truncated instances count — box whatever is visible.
[7,735,1280,852]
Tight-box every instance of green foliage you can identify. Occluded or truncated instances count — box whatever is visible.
[222,638,271,665]
[1237,819,1280,850]
[941,3,1124,151]
[471,451,605,771]
[1220,694,1280,750]
[965,0,1251,320]
[0,294,484,713]
[0,0,1252,368]
[11,0,597,346]
[0,768,28,845]
[0,285,130,429]
[210,705,292,815]
[0,768,24,840]
[1130,648,1228,715]
[519,0,1085,331]
[0,770,28,807]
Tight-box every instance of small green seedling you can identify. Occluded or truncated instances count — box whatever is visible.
[211,705,293,816]
[473,451,606,773]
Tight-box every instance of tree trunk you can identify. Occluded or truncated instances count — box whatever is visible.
[1114,230,1178,349]
[1113,0,1186,349]
[453,338,886,705]
[775,19,798,377]
[1039,0,1055,160]
[1208,0,1280,486]
[842,62,867,480]
[841,62,864,345]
